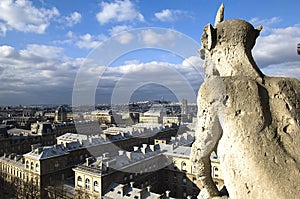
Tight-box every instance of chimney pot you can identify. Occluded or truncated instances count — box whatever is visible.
[133,146,139,151]
[130,182,134,188]
[118,150,124,156]
[165,190,170,197]
[149,145,155,152]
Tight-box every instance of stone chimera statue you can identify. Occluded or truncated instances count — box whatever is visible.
[191,3,300,199]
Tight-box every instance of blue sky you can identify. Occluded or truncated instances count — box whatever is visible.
[0,0,299,105]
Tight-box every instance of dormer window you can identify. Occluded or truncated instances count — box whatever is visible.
[85,178,90,189]
[77,176,83,187]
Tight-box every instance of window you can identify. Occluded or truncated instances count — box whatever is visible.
[85,178,90,189]
[94,181,99,192]
[213,167,219,177]
[181,162,187,171]
[35,163,39,172]
[31,162,34,170]
[26,161,29,169]
[77,176,83,186]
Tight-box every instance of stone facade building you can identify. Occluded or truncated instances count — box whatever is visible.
[71,132,223,199]
[0,123,182,198]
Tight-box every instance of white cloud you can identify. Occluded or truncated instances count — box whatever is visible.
[0,44,203,104]
[261,61,300,79]
[109,25,131,35]
[140,29,176,47]
[124,59,140,65]
[76,33,107,49]
[22,44,64,58]
[99,60,202,104]
[53,31,108,49]
[182,56,203,68]
[250,17,281,27]
[0,45,17,57]
[154,9,184,22]
[0,0,59,35]
[0,44,85,104]
[115,32,134,44]
[0,22,7,36]
[253,25,300,69]
[62,11,82,27]
[109,25,133,44]
[67,31,74,38]
[96,0,144,25]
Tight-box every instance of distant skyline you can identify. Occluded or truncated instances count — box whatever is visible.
[0,0,300,105]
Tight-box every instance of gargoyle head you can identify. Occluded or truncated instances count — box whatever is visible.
[199,3,264,79]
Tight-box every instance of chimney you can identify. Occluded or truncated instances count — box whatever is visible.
[118,150,124,156]
[103,152,108,158]
[101,133,107,141]
[86,157,92,166]
[31,144,40,151]
[133,146,139,151]
[126,151,132,160]
[130,182,134,188]
[139,188,147,199]
[149,145,155,152]
[120,184,129,197]
[141,147,146,154]
[37,147,43,154]
[165,190,170,197]
[183,133,188,140]
[120,132,125,137]
[147,186,151,192]
[77,139,83,146]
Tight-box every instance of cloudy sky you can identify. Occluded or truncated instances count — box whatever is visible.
[0,0,299,105]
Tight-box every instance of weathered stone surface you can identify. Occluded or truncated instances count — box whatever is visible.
[191,4,300,199]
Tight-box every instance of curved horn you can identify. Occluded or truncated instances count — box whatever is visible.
[214,3,224,27]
